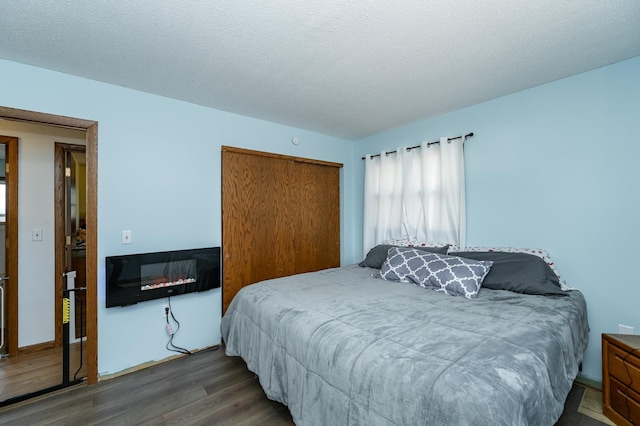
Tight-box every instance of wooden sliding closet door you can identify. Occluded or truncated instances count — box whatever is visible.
[293,162,340,274]
[221,147,342,313]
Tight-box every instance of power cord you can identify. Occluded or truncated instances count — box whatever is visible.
[165,297,192,355]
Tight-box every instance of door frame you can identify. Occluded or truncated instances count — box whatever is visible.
[0,106,98,385]
[0,135,18,357]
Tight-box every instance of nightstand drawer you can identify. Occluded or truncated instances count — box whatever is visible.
[610,377,640,424]
[603,334,640,425]
[608,343,640,385]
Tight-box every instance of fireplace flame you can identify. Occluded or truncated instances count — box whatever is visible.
[141,276,196,291]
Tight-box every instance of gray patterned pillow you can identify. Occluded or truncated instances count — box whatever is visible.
[380,247,493,299]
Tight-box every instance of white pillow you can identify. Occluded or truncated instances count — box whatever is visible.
[384,239,455,250]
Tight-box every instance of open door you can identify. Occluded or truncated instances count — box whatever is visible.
[0,143,7,359]
[0,136,17,360]
[56,144,87,344]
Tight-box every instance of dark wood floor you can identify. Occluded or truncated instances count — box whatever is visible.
[0,341,87,402]
[0,344,606,425]
[0,346,294,425]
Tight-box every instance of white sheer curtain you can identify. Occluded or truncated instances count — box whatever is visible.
[362,137,466,257]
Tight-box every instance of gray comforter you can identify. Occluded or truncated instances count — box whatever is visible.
[221,265,589,426]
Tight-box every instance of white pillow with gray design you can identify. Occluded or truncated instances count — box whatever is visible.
[379,247,493,299]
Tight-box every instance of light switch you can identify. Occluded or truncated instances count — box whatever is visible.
[32,229,43,241]
[122,230,132,244]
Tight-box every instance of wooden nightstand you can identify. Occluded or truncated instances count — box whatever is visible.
[602,333,640,425]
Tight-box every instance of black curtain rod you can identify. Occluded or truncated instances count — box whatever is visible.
[361,132,474,160]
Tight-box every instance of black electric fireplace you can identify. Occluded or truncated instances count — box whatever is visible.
[105,247,220,308]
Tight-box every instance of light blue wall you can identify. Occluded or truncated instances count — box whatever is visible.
[354,56,640,382]
[0,59,357,375]
[4,54,638,382]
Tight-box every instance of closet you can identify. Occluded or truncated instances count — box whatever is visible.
[221,146,342,313]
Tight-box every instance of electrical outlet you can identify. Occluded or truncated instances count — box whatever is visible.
[618,324,635,335]
[32,229,43,241]
[163,304,170,318]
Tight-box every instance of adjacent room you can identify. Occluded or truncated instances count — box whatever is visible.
[0,1,639,425]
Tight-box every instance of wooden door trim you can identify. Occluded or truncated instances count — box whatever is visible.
[221,145,343,169]
[0,135,18,357]
[85,123,98,385]
[0,106,98,385]
[0,107,95,130]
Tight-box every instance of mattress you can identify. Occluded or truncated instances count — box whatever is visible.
[221,264,589,425]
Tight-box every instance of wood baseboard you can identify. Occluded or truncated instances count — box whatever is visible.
[97,344,221,382]
[575,374,603,391]
[18,341,57,355]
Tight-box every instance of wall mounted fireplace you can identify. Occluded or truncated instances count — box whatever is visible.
[105,247,220,308]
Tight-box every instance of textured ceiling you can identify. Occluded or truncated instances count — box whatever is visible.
[1,1,640,140]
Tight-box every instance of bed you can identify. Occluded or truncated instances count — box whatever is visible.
[221,249,589,425]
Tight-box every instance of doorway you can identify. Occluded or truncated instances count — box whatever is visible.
[0,106,98,404]
[0,127,88,404]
